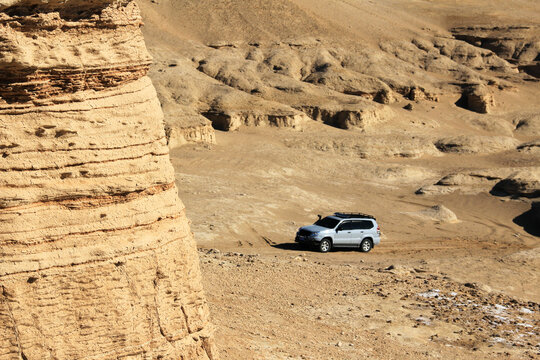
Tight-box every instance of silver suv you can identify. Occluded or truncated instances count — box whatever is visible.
[295,213,381,253]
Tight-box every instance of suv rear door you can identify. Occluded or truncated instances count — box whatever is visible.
[349,220,375,246]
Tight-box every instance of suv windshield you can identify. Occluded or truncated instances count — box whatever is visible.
[314,217,340,229]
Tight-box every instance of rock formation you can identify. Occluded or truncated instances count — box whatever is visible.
[0,0,216,358]
[434,135,519,154]
[463,84,496,114]
[452,25,540,78]
[165,113,217,149]
[493,168,540,198]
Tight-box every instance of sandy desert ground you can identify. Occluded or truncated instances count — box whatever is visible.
[171,127,539,359]
[137,0,539,358]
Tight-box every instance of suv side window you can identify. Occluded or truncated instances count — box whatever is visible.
[339,221,354,230]
[351,220,374,230]
[360,220,374,229]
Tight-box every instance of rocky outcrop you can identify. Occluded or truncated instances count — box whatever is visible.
[190,43,400,131]
[462,84,496,114]
[434,135,519,154]
[493,168,540,198]
[303,66,396,104]
[0,1,216,359]
[297,103,393,130]
[166,114,217,149]
[452,25,540,78]
[203,109,307,131]
[416,168,518,196]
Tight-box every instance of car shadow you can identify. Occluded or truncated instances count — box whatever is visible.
[271,243,315,252]
[271,243,361,253]
[513,204,540,237]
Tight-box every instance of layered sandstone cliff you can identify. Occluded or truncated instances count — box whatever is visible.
[0,0,216,358]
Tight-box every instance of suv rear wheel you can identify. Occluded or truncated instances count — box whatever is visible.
[319,238,332,253]
[360,239,372,253]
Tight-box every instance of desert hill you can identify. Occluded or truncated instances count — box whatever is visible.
[137,0,540,146]
[139,0,540,44]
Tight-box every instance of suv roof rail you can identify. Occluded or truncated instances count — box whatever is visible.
[333,212,376,220]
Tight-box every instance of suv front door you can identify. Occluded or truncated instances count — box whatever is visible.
[333,221,352,246]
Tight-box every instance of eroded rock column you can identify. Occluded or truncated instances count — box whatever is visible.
[0,1,216,358]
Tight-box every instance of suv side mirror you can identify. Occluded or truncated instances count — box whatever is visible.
[336,226,342,232]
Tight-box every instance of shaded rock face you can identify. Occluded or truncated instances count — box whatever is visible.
[455,84,495,114]
[465,85,495,114]
[493,168,540,198]
[0,1,216,359]
[452,25,540,78]
[165,115,217,149]
[513,202,540,237]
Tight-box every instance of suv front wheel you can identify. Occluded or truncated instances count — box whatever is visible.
[360,239,372,253]
[319,238,332,253]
